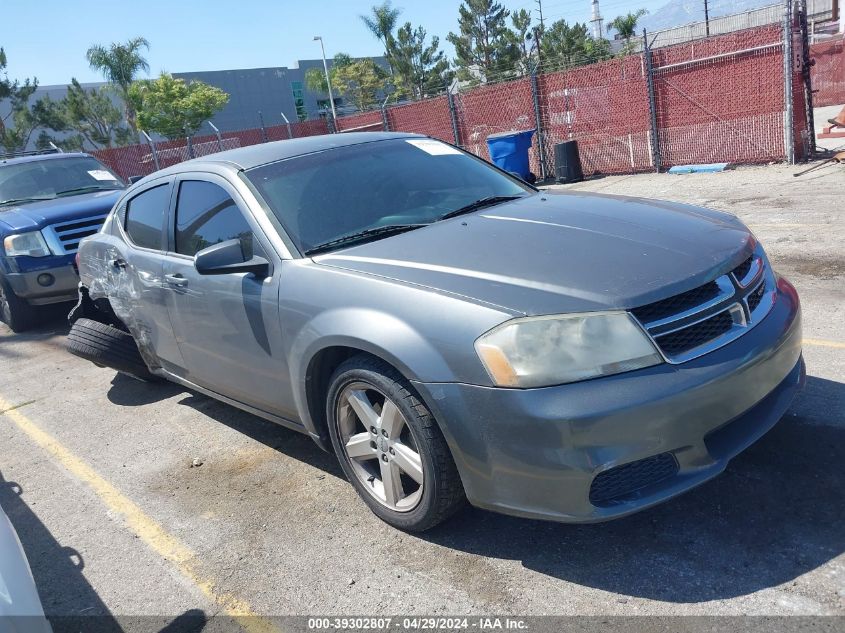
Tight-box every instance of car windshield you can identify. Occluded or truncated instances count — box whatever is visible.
[0,156,123,207]
[244,138,531,254]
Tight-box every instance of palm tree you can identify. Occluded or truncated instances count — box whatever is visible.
[86,37,150,134]
[360,1,402,73]
[607,9,648,50]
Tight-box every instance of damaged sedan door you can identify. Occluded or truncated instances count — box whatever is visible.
[159,174,295,419]
[108,179,185,372]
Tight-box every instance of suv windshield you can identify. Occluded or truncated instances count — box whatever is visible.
[245,138,531,254]
[0,156,123,207]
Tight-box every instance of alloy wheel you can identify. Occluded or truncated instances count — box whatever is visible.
[336,382,424,512]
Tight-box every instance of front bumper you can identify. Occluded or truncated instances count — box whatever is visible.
[414,275,803,523]
[3,255,79,305]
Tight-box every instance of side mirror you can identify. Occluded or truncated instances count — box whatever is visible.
[194,238,271,278]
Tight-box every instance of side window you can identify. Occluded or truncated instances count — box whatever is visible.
[124,184,169,250]
[175,180,254,257]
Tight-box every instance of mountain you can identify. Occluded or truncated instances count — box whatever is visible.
[638,0,777,32]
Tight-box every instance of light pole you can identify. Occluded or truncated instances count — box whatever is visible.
[314,36,338,125]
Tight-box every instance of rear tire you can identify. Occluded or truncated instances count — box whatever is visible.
[66,317,157,382]
[0,276,38,333]
[326,354,466,532]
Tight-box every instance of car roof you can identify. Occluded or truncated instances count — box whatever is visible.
[170,132,422,173]
[0,152,92,167]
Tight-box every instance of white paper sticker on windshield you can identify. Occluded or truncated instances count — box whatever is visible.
[88,169,115,181]
[405,139,461,155]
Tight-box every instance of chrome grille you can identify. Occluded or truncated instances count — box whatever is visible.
[44,214,108,255]
[631,249,775,363]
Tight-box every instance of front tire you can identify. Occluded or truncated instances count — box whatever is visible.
[326,355,465,532]
[0,276,38,333]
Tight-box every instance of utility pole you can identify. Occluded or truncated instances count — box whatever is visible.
[534,0,545,69]
[535,0,545,32]
[590,0,604,40]
[704,0,710,36]
[313,36,338,126]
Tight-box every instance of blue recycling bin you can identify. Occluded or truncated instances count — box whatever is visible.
[486,129,535,181]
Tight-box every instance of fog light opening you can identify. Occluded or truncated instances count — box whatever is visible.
[36,273,55,287]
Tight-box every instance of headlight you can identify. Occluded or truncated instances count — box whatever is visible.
[475,312,663,388]
[3,231,51,257]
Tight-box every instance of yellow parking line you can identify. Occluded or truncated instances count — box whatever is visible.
[804,338,845,349]
[0,396,280,633]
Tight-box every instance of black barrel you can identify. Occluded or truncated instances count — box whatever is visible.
[554,140,584,184]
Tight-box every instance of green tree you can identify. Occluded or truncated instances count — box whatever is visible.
[305,53,386,111]
[127,73,229,139]
[85,36,150,133]
[391,23,451,99]
[447,0,518,82]
[305,67,329,94]
[607,9,648,53]
[331,59,388,111]
[508,8,536,75]
[541,20,612,68]
[305,53,355,113]
[0,48,67,153]
[54,79,133,150]
[360,1,402,74]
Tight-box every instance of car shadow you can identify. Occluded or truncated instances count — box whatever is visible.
[0,470,121,627]
[106,372,183,407]
[100,365,845,603]
[416,375,845,603]
[105,372,344,479]
[0,306,71,342]
[99,360,344,478]
[1,472,212,631]
[175,392,344,479]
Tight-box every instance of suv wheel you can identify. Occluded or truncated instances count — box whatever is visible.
[326,355,465,532]
[0,276,37,333]
[66,318,157,382]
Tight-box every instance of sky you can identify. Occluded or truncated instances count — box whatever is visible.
[2,0,670,87]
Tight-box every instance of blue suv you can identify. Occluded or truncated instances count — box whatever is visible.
[0,151,124,331]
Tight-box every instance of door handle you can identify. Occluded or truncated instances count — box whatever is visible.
[164,273,188,287]
[110,258,126,270]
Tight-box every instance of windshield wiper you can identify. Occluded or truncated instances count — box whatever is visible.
[0,195,55,207]
[304,223,428,256]
[438,195,525,221]
[55,185,120,197]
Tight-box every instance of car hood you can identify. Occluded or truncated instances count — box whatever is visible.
[313,191,754,316]
[0,190,121,233]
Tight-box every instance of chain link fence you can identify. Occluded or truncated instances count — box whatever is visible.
[537,56,653,175]
[92,119,330,180]
[91,1,831,183]
[652,22,795,168]
[810,35,845,106]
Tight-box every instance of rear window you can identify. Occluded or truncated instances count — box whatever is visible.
[124,184,169,250]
